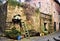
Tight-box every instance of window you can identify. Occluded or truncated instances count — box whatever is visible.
[59,23,60,30]
[59,14,60,21]
[44,23,47,31]
[54,22,56,31]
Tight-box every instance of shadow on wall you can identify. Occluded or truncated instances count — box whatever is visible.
[0,2,7,32]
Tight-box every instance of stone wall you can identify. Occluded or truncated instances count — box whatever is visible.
[51,0,60,31]
[6,5,25,31]
[7,4,40,32]
[40,12,54,33]
[0,2,7,32]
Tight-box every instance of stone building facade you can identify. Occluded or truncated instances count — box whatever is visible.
[53,0,60,31]
[0,0,59,34]
[5,0,54,34]
[23,0,54,33]
[28,0,60,31]
[39,0,60,31]
[50,0,60,31]
[7,3,40,33]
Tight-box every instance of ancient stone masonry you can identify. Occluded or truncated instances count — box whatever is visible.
[40,12,54,34]
[6,2,40,33]
[0,0,54,35]
[0,2,7,32]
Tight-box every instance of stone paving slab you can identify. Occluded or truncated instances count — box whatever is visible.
[0,31,60,41]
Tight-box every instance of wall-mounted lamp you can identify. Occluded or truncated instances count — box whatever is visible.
[12,14,22,27]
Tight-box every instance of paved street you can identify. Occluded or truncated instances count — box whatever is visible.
[0,31,60,41]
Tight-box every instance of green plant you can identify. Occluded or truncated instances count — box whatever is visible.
[41,24,48,35]
[5,27,21,39]
[35,8,40,13]
[28,29,40,37]
[8,0,23,7]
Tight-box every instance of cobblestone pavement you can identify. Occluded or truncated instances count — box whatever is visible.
[0,31,60,41]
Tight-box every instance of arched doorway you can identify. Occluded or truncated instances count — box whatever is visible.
[59,23,60,30]
[54,22,56,31]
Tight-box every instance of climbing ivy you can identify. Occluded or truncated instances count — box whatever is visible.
[35,8,40,14]
[8,0,22,7]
